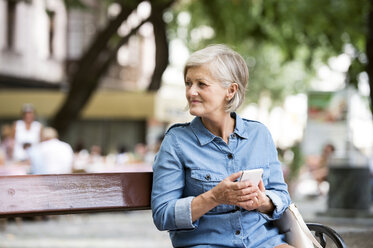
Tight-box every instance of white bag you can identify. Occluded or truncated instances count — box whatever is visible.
[275,203,323,248]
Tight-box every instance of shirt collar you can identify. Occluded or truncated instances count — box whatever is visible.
[190,117,215,146]
[231,112,249,139]
[190,112,248,146]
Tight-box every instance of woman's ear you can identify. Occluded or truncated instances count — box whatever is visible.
[227,83,238,100]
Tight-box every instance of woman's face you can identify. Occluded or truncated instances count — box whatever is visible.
[23,111,35,124]
[185,64,228,118]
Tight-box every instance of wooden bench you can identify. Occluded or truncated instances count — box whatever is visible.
[0,172,346,247]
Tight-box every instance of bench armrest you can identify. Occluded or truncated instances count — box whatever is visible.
[307,223,346,248]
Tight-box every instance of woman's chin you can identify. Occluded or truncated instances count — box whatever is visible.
[189,108,202,117]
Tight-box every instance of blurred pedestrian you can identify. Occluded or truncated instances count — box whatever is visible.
[12,104,43,162]
[29,127,73,174]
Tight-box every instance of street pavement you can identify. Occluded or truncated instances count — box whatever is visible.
[0,211,172,248]
[0,195,372,248]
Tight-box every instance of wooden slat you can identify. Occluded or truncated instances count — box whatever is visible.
[0,172,152,218]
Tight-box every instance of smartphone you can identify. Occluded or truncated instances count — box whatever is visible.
[239,168,263,186]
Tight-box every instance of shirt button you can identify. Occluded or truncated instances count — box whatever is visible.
[205,174,211,181]
[227,153,233,159]
[235,230,241,235]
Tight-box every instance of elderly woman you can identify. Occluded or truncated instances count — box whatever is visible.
[151,44,292,248]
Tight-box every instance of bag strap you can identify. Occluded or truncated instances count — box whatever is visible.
[288,204,323,248]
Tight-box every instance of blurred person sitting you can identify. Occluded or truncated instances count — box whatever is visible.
[12,104,43,163]
[115,144,130,165]
[309,144,335,182]
[144,135,165,164]
[0,145,5,166]
[1,124,15,163]
[72,141,90,172]
[29,127,73,174]
[88,145,105,166]
[307,143,335,195]
[133,142,152,164]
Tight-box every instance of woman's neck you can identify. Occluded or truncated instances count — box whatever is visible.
[23,120,33,130]
[201,113,235,143]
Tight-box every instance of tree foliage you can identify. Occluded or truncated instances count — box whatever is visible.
[52,0,175,135]
[53,0,372,135]
[169,0,370,107]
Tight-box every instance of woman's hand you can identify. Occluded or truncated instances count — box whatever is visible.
[210,172,274,214]
[210,172,257,205]
[239,180,274,214]
[191,171,247,222]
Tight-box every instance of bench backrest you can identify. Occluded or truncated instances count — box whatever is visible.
[0,172,152,218]
[0,172,348,248]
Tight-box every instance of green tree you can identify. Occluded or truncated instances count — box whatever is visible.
[170,0,370,108]
[52,0,176,135]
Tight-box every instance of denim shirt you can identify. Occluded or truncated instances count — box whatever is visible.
[151,113,291,248]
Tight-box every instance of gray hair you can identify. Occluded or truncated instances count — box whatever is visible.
[22,103,35,112]
[42,127,58,141]
[184,44,249,112]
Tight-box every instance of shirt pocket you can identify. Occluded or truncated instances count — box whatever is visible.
[189,169,235,214]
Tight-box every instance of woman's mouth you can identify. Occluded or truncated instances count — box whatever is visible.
[189,98,202,104]
[190,100,201,105]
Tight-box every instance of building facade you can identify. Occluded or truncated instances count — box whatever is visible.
[0,0,169,155]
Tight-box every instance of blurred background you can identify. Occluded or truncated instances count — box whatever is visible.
[0,0,372,247]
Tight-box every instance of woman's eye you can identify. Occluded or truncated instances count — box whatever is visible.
[198,82,206,87]
[185,81,191,87]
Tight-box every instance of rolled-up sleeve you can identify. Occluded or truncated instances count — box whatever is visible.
[261,128,291,220]
[151,131,197,231]
[175,196,197,229]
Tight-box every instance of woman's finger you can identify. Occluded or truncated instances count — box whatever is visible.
[258,179,265,192]
[227,171,243,182]
[237,192,258,202]
[239,185,258,194]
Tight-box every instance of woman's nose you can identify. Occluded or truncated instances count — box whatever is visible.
[187,85,198,96]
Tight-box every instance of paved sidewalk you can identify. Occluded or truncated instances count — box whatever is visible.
[0,211,172,248]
